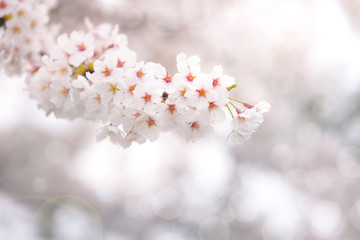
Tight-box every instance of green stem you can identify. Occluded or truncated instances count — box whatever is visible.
[228,97,245,105]
[229,102,238,109]
[225,104,234,118]
[226,84,237,91]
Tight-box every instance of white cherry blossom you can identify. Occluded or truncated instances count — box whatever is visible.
[96,124,124,144]
[84,91,108,119]
[134,114,162,142]
[173,53,202,86]
[185,74,219,110]
[229,101,271,144]
[114,47,137,69]
[179,113,214,142]
[210,65,235,100]
[57,31,94,67]
[155,64,176,93]
[132,83,162,114]
[94,79,124,105]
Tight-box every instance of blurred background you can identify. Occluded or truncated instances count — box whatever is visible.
[1,0,360,239]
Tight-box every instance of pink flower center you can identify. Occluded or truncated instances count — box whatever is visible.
[31,65,40,74]
[167,104,176,114]
[191,121,200,130]
[163,72,173,83]
[77,43,86,52]
[133,112,141,118]
[102,67,111,76]
[146,117,156,127]
[142,93,152,103]
[212,78,219,87]
[196,88,207,97]
[186,73,195,82]
[137,70,144,78]
[117,59,125,68]
[208,102,217,110]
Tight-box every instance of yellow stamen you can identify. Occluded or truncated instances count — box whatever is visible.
[191,121,200,130]
[180,88,187,96]
[31,20,37,28]
[137,70,144,78]
[146,117,156,127]
[128,85,136,94]
[102,67,111,76]
[13,26,21,33]
[163,72,172,83]
[94,95,101,103]
[142,93,151,103]
[61,88,69,96]
[196,88,206,97]
[59,67,67,74]
[18,9,25,16]
[209,102,217,110]
[117,59,124,68]
[168,104,176,114]
[109,84,118,94]
[212,78,219,86]
[186,73,195,82]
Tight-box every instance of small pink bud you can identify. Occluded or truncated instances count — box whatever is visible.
[236,108,242,114]
[243,103,254,109]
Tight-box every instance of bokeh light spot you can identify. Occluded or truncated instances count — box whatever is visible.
[152,188,183,220]
[309,200,342,239]
[32,196,102,240]
[198,217,229,240]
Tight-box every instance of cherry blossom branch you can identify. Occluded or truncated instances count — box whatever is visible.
[1,0,271,147]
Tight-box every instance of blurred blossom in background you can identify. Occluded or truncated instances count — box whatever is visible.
[1,0,360,239]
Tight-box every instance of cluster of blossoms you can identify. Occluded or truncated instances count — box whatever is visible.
[0,0,57,75]
[27,20,270,147]
[0,0,270,147]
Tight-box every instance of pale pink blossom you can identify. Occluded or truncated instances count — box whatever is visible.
[57,31,94,67]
